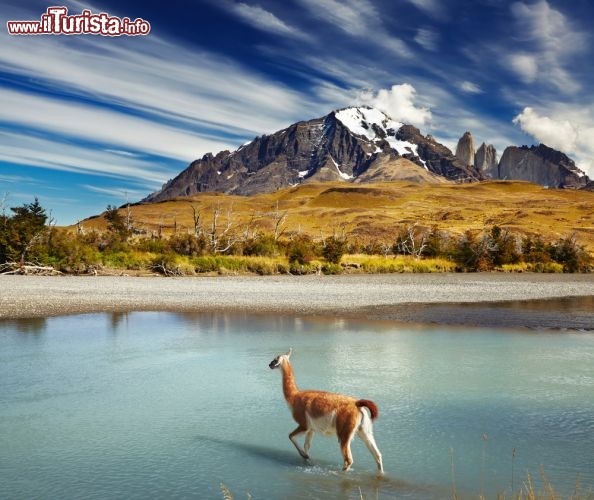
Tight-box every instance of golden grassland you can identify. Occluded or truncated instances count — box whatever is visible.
[80,181,594,252]
[97,253,457,276]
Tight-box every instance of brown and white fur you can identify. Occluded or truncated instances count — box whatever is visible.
[269,348,383,473]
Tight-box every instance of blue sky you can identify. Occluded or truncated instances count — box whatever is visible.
[1,0,593,225]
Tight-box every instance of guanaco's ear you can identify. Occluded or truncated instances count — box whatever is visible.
[286,347,292,359]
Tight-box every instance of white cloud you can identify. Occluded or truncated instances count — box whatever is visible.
[459,81,483,94]
[405,0,443,18]
[0,173,37,184]
[0,129,174,186]
[0,88,231,162]
[414,28,439,51]
[0,2,328,194]
[508,1,587,93]
[299,0,368,36]
[298,0,410,57]
[513,106,594,177]
[0,15,311,139]
[507,53,539,83]
[226,3,307,39]
[510,1,586,55]
[82,184,149,200]
[361,84,432,127]
[513,107,578,152]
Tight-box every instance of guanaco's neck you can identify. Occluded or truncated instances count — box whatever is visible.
[281,361,299,401]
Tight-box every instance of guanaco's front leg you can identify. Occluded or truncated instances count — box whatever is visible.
[289,425,309,459]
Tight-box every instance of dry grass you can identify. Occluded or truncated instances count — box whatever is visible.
[490,468,594,500]
[343,254,457,273]
[78,181,594,252]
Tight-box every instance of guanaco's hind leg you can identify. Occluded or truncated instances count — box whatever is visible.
[358,410,384,473]
[304,430,314,456]
[289,425,310,459]
[337,412,359,471]
[339,435,354,471]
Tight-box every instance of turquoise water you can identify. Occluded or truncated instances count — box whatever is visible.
[1,312,593,499]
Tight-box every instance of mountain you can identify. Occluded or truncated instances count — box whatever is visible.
[144,107,590,203]
[474,142,498,173]
[455,131,475,166]
[493,144,589,188]
[394,125,481,182]
[144,107,482,202]
[451,131,590,189]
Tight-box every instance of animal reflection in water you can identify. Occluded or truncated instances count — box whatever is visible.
[269,348,383,473]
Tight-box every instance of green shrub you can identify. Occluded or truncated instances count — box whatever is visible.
[286,235,319,265]
[103,250,147,270]
[243,235,280,257]
[150,252,180,275]
[136,238,166,254]
[321,263,342,275]
[322,236,347,264]
[166,233,208,257]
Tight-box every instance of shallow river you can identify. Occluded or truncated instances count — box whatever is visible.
[1,312,593,499]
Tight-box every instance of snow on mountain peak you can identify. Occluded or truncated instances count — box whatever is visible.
[334,107,400,140]
[334,106,426,168]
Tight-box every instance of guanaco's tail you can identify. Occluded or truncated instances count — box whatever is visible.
[356,399,379,420]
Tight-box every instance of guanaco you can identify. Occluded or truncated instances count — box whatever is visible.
[269,348,383,473]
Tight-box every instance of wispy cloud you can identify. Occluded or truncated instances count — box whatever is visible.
[297,0,410,57]
[506,52,539,84]
[404,0,445,18]
[0,173,38,184]
[0,1,329,195]
[225,2,308,40]
[507,0,588,93]
[0,130,172,186]
[0,33,308,137]
[414,27,439,51]
[298,0,373,36]
[0,89,231,162]
[82,184,149,200]
[458,81,483,94]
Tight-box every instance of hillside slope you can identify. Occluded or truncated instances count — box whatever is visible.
[84,181,594,251]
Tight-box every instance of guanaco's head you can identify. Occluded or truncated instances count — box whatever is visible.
[269,348,292,369]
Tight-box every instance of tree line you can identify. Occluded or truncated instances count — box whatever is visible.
[0,198,591,275]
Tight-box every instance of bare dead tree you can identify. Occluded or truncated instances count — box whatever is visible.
[332,222,347,241]
[157,215,164,239]
[190,204,203,237]
[271,201,288,242]
[319,229,325,246]
[45,209,56,250]
[0,262,61,275]
[243,211,261,242]
[395,223,427,258]
[209,204,238,253]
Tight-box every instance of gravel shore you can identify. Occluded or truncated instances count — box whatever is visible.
[2,273,594,329]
